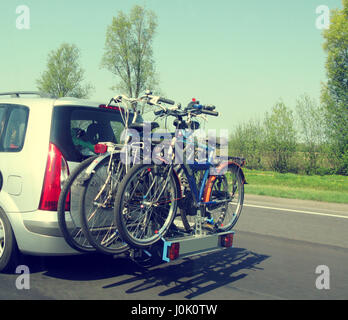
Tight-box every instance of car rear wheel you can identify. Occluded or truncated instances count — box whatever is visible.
[0,208,19,273]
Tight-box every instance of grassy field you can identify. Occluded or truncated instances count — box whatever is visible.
[243,169,348,204]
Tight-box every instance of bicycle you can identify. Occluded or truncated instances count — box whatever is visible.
[57,92,148,253]
[57,155,98,252]
[113,99,246,249]
[56,93,139,253]
[76,92,176,254]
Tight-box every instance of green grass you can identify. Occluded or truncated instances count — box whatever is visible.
[243,169,348,204]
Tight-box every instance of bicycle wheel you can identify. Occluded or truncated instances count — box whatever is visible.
[57,156,97,252]
[79,155,129,255]
[114,163,178,248]
[179,166,244,233]
[204,166,244,231]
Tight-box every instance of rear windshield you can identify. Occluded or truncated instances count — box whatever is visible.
[0,104,29,152]
[50,105,142,162]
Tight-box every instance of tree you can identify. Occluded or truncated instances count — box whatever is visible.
[295,94,327,174]
[229,119,264,169]
[263,101,297,173]
[321,0,348,174]
[37,43,94,98]
[101,5,159,99]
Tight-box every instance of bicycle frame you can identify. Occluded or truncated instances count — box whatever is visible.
[164,128,221,207]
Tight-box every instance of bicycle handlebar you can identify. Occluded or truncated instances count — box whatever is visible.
[154,103,219,118]
[108,93,219,118]
[201,109,219,116]
[154,109,165,116]
[204,105,216,111]
[157,97,175,105]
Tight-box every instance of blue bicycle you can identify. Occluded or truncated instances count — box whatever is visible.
[114,99,246,248]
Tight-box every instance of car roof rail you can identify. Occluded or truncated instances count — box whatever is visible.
[0,91,57,98]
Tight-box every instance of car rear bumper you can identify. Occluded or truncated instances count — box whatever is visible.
[7,210,80,256]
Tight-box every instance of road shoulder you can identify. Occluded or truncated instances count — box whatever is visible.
[245,194,348,217]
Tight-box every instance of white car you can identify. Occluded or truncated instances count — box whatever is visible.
[0,91,131,272]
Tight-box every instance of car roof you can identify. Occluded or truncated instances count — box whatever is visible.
[53,97,107,108]
[0,92,137,117]
[0,93,108,109]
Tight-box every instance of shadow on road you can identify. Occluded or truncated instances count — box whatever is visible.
[103,248,269,299]
[22,247,269,299]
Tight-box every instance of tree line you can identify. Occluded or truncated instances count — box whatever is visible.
[230,0,347,176]
[228,95,332,175]
[36,2,347,175]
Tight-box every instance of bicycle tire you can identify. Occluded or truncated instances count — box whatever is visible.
[205,166,244,231]
[79,154,129,255]
[57,156,97,253]
[179,166,244,233]
[114,163,178,248]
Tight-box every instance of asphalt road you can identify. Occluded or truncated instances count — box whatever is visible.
[1,195,347,300]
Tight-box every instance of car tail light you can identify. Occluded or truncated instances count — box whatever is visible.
[39,143,70,211]
[94,143,108,154]
[167,242,180,260]
[220,233,234,248]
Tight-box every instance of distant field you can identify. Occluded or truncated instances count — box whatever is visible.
[243,169,348,204]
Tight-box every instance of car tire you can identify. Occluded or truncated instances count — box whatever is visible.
[0,207,19,273]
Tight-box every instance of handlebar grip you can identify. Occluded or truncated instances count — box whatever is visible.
[154,109,165,116]
[201,109,219,116]
[204,105,216,111]
[158,97,175,105]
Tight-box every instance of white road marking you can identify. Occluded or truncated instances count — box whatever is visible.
[244,203,348,219]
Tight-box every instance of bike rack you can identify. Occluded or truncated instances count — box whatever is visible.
[161,230,235,262]
[157,208,236,263]
[124,204,237,264]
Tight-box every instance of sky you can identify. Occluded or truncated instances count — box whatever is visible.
[0,0,344,131]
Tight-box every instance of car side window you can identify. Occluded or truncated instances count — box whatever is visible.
[0,107,6,139]
[0,105,29,152]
